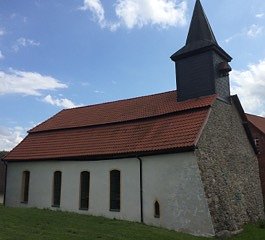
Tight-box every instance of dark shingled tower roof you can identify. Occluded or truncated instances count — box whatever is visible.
[171,0,231,61]
[186,0,217,45]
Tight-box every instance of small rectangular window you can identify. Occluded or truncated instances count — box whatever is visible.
[110,170,120,211]
[53,171,62,207]
[21,171,30,203]
[255,138,261,154]
[80,171,90,210]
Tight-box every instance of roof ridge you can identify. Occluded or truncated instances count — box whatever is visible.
[64,90,176,111]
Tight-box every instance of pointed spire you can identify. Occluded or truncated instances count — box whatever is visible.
[171,0,231,62]
[186,0,217,45]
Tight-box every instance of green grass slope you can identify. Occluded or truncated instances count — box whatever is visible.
[0,205,264,240]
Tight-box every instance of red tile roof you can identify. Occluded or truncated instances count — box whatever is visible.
[246,114,265,134]
[30,91,215,133]
[5,91,216,161]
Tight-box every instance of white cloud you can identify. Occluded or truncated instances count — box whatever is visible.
[43,95,81,108]
[0,51,4,60]
[80,0,105,24]
[0,28,5,36]
[246,24,263,38]
[0,126,25,151]
[80,0,120,31]
[231,60,265,116]
[93,90,104,94]
[0,69,67,96]
[225,33,241,43]
[80,0,187,30]
[225,24,263,43]
[256,13,264,18]
[115,0,187,29]
[13,37,40,52]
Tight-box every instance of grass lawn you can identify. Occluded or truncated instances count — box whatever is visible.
[0,205,265,240]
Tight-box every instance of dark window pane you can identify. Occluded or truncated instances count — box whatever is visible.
[154,201,160,218]
[80,171,90,210]
[21,171,30,203]
[53,171,62,207]
[110,170,120,211]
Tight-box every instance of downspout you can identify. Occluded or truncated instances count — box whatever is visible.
[3,160,7,206]
[137,157,143,223]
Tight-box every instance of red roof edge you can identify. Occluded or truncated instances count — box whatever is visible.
[194,107,212,146]
[28,109,65,133]
[5,146,196,162]
[246,113,265,135]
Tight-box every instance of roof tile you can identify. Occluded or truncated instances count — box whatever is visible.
[30,91,215,132]
[246,114,265,134]
[5,91,215,161]
[6,109,209,161]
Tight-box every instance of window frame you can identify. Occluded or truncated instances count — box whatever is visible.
[109,169,121,212]
[52,171,62,208]
[79,171,90,210]
[21,170,30,203]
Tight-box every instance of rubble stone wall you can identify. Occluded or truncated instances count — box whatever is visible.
[196,99,264,233]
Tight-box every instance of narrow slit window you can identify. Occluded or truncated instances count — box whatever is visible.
[80,171,90,210]
[21,171,30,203]
[154,201,160,218]
[254,138,261,154]
[53,171,62,207]
[110,170,120,211]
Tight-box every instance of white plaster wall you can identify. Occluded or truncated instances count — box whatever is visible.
[5,159,141,222]
[142,152,215,236]
[5,153,214,236]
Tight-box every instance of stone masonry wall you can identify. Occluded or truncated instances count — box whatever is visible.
[195,99,264,233]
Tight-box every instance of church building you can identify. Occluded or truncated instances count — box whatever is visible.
[3,0,264,237]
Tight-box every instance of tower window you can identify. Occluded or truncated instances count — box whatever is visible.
[80,171,90,210]
[110,170,120,211]
[21,171,30,203]
[52,171,62,207]
[154,201,160,218]
[255,138,261,154]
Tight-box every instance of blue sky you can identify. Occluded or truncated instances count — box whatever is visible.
[0,0,265,151]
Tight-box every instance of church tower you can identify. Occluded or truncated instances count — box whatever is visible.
[171,0,232,102]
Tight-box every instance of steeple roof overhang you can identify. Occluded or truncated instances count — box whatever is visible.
[171,42,232,62]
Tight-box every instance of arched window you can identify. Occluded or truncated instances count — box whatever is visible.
[21,171,30,203]
[154,201,160,218]
[80,171,90,210]
[52,171,62,207]
[110,170,120,211]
